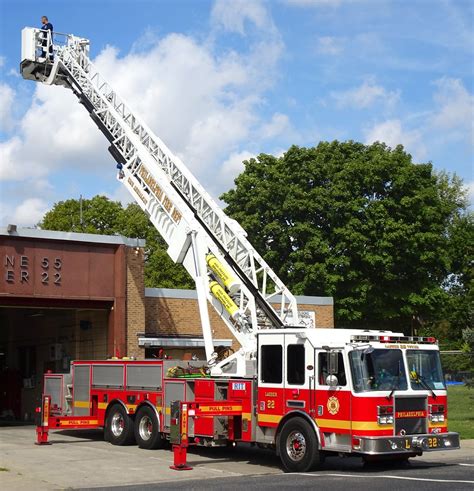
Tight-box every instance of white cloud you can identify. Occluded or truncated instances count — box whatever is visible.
[211,0,268,35]
[465,181,474,207]
[0,3,287,226]
[4,198,49,226]
[284,0,343,6]
[364,119,426,160]
[259,113,291,139]
[431,77,474,144]
[316,36,345,55]
[218,150,254,191]
[331,79,400,110]
[0,55,5,67]
[0,83,16,132]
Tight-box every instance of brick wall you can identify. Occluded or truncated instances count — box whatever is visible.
[297,303,334,328]
[144,293,334,352]
[144,296,241,350]
[125,246,146,359]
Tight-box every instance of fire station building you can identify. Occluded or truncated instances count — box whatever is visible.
[0,227,334,421]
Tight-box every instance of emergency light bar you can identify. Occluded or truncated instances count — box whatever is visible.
[350,335,437,344]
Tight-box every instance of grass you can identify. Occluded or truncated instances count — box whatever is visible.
[447,385,474,439]
[0,467,9,472]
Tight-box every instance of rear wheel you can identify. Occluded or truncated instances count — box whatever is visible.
[105,404,135,446]
[134,405,164,449]
[278,417,323,473]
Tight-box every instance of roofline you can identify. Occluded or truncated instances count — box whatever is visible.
[145,287,333,306]
[0,227,146,247]
[138,336,233,348]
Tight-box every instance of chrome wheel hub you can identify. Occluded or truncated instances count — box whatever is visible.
[286,431,307,462]
[111,412,125,437]
[139,415,153,441]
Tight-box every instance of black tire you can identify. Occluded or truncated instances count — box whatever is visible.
[278,416,323,473]
[104,403,135,446]
[134,405,164,449]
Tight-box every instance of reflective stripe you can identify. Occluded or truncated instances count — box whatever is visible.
[315,419,392,431]
[316,418,351,430]
[429,420,448,428]
[73,401,90,408]
[60,419,99,426]
[352,421,392,431]
[258,414,282,424]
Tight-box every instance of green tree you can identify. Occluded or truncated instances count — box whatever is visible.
[39,196,194,289]
[221,141,468,331]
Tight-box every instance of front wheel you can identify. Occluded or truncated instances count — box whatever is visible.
[278,417,323,472]
[104,403,135,446]
[134,405,164,449]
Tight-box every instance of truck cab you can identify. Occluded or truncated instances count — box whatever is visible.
[256,328,459,470]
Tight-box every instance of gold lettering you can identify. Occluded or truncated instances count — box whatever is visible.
[162,197,172,212]
[20,270,29,283]
[20,255,28,267]
[5,270,14,282]
[171,209,182,224]
[5,255,14,267]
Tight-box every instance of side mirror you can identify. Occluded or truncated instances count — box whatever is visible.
[328,351,338,375]
[326,374,338,387]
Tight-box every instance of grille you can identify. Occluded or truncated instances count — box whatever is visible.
[394,396,427,435]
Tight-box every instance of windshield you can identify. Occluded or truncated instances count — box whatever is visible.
[406,350,445,390]
[349,349,407,392]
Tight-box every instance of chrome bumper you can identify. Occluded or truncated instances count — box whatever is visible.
[355,432,460,455]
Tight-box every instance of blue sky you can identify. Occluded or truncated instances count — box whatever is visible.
[0,0,472,226]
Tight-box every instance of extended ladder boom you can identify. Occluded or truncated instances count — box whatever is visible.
[20,28,306,377]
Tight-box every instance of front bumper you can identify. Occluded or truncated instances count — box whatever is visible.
[355,432,460,455]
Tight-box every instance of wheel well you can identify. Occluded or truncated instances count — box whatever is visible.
[275,411,321,456]
[105,399,129,420]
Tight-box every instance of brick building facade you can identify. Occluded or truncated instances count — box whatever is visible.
[0,227,333,419]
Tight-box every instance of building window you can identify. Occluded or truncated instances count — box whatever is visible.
[287,344,305,385]
[260,345,282,384]
[318,352,347,386]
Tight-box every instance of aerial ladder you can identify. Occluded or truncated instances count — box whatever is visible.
[20,28,307,378]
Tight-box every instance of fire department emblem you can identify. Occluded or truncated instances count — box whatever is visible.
[327,396,340,415]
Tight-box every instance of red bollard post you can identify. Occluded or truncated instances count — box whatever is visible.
[35,395,51,445]
[170,444,192,471]
[169,402,192,471]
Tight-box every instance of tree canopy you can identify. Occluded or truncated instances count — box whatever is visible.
[39,140,472,343]
[220,141,471,333]
[40,195,194,289]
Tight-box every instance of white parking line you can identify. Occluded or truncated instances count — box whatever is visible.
[458,463,474,467]
[296,472,474,485]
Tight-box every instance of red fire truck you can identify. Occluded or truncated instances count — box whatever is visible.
[21,28,460,472]
[36,330,459,472]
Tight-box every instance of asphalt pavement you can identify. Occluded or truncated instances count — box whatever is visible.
[0,426,472,490]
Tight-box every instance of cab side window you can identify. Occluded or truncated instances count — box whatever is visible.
[318,352,347,386]
[260,345,282,383]
[287,344,305,385]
